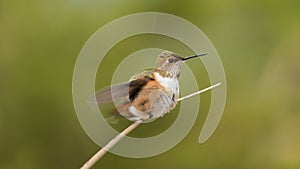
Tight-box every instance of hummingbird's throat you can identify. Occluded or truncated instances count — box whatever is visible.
[154,68,174,78]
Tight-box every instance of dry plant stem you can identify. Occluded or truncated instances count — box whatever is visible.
[178,82,221,101]
[80,83,221,169]
[80,119,143,169]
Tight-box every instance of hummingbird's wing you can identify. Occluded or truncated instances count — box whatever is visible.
[93,78,151,104]
[88,78,151,124]
[90,69,155,123]
[94,82,130,104]
[93,68,155,104]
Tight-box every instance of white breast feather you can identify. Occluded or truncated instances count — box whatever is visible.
[154,72,179,95]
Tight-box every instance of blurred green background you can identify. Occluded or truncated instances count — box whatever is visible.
[1,0,300,169]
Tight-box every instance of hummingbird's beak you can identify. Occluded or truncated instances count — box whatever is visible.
[182,53,207,61]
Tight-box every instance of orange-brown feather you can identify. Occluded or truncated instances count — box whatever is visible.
[132,80,164,112]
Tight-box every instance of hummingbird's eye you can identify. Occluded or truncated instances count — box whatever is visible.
[168,59,175,63]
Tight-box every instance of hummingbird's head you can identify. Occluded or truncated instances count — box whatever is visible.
[155,51,207,78]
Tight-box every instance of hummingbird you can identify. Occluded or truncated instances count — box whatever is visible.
[94,51,207,122]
